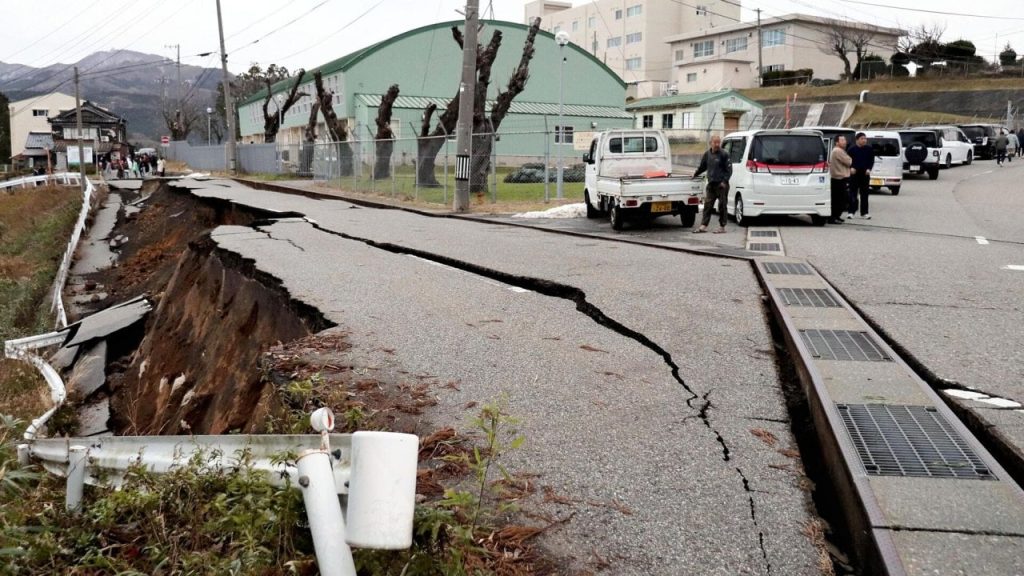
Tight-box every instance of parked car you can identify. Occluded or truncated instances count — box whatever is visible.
[862,131,903,195]
[919,125,974,167]
[720,129,830,226]
[898,130,941,180]
[582,129,703,230]
[812,126,857,158]
[957,124,1007,160]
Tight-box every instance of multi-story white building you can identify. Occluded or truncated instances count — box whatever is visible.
[665,14,902,93]
[524,0,741,98]
[8,92,76,157]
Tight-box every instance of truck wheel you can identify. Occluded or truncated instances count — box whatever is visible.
[890,186,900,196]
[928,167,939,180]
[734,195,752,227]
[680,206,697,228]
[965,152,973,165]
[610,204,624,231]
[944,154,952,169]
[585,190,601,219]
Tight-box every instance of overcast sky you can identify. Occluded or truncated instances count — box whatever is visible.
[0,0,1020,74]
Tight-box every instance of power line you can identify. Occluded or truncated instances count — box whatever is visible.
[835,0,1024,20]
[1,0,104,61]
[275,0,387,62]
[225,2,293,40]
[229,0,333,55]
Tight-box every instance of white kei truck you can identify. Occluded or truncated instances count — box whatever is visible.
[582,130,703,231]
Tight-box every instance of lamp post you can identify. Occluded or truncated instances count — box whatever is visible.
[555,30,570,199]
[275,94,284,142]
[206,107,213,146]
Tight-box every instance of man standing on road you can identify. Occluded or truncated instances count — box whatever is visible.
[829,135,852,224]
[847,132,875,220]
[995,130,1009,166]
[692,134,732,234]
[1017,127,1024,158]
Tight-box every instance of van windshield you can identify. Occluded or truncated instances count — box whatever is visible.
[867,138,901,157]
[900,132,937,147]
[750,134,825,165]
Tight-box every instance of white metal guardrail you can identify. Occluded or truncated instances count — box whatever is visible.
[4,331,68,440]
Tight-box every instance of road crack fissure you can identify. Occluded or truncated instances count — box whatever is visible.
[294,217,771,575]
[251,223,307,252]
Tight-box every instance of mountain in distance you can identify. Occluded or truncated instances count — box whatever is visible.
[0,49,226,145]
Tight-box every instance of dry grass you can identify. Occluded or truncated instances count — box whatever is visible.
[845,103,977,128]
[803,518,837,576]
[741,77,1023,102]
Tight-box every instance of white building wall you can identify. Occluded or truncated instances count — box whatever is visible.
[8,92,76,156]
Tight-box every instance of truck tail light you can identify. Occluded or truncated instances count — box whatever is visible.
[624,199,638,207]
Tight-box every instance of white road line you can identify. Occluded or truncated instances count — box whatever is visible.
[1002,265,1024,271]
[976,236,989,245]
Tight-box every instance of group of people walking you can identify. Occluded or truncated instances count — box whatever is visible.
[829,133,875,223]
[99,153,164,180]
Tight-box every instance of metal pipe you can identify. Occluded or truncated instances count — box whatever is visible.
[297,449,356,576]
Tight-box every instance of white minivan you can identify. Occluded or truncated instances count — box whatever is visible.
[720,129,830,226]
[863,131,903,196]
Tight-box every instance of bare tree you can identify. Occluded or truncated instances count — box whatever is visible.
[373,84,400,179]
[313,70,353,176]
[822,22,875,81]
[262,70,306,143]
[162,99,202,141]
[300,99,320,174]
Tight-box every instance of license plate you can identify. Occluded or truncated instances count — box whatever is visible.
[650,201,672,213]
[909,165,920,171]
[779,176,801,185]
[870,178,883,186]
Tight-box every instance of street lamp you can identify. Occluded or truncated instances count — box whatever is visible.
[206,107,213,146]
[275,94,284,142]
[554,30,570,199]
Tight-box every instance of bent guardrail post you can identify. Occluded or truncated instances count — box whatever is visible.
[66,445,87,512]
[299,448,356,576]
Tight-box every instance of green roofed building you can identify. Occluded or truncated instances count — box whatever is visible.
[236,19,631,161]
[625,90,764,140]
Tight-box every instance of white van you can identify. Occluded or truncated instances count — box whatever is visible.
[863,131,903,196]
[720,129,830,226]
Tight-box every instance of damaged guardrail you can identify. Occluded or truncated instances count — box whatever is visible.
[14,408,418,576]
[4,331,69,440]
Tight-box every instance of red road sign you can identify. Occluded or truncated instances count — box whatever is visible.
[160,136,170,146]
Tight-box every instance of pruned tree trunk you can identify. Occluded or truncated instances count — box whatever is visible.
[313,71,353,176]
[262,70,306,143]
[373,84,399,179]
[301,100,320,175]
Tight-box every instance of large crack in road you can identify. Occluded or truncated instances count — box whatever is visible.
[254,217,776,575]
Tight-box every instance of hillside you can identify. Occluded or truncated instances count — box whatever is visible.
[0,50,224,145]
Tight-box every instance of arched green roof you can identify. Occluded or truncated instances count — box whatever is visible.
[239,19,626,107]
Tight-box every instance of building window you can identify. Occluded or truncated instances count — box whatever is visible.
[762,64,785,72]
[626,4,642,17]
[555,125,574,144]
[642,115,654,128]
[588,16,595,28]
[694,40,714,58]
[681,112,695,129]
[626,57,642,70]
[572,20,579,32]
[696,5,708,16]
[674,49,686,61]
[607,36,622,48]
[726,36,748,53]
[614,9,622,19]
[626,32,642,44]
[686,72,698,83]
[762,29,785,47]
[32,109,48,117]
[662,113,674,129]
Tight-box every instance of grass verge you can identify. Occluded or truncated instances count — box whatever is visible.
[741,77,1024,102]
[845,103,977,128]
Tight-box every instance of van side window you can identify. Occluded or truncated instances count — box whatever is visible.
[724,138,746,163]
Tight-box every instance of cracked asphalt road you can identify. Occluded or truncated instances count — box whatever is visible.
[172,178,822,575]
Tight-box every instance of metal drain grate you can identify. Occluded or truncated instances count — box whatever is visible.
[764,262,811,275]
[749,243,782,252]
[837,404,995,479]
[800,329,891,361]
[779,288,841,308]
[750,230,778,238]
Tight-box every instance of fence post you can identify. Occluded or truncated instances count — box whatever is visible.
[366,126,376,196]
[66,445,87,512]
[543,115,550,203]
[489,121,497,204]
[442,130,449,206]
[297,449,356,576]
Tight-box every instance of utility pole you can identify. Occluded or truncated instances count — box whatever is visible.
[453,0,479,212]
[216,0,236,174]
[166,44,181,137]
[73,67,86,193]
[756,9,763,87]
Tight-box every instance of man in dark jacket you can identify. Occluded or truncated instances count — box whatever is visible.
[1017,128,1024,157]
[847,132,875,220]
[692,135,732,233]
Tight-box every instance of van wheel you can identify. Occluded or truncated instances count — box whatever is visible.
[965,152,973,165]
[680,206,697,228]
[811,215,827,227]
[928,167,939,180]
[734,195,751,227]
[890,186,901,196]
[585,190,601,219]
[945,154,952,169]
[610,204,624,231]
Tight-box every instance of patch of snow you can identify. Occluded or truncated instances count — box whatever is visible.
[977,397,1022,409]
[512,203,586,219]
[943,389,989,401]
[944,389,1021,409]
